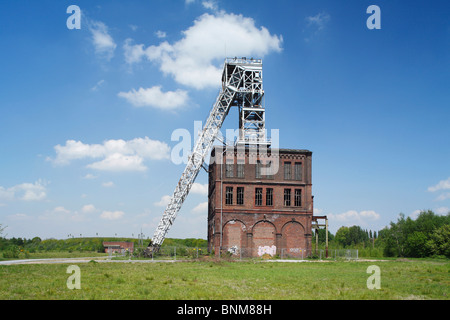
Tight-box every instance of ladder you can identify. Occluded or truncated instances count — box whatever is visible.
[147,58,266,253]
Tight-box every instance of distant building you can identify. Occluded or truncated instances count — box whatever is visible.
[208,146,321,258]
[103,241,134,254]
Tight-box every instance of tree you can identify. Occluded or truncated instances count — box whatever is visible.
[335,226,350,247]
[426,224,450,258]
[0,224,6,237]
[405,231,428,257]
[381,211,450,257]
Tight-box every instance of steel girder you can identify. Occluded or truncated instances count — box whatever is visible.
[149,58,266,251]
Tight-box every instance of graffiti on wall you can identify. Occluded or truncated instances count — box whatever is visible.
[257,245,276,257]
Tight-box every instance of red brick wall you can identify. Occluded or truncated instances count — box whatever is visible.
[208,147,314,257]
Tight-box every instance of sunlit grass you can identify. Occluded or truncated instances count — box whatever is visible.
[0,259,448,300]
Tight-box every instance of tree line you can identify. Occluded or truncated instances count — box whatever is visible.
[0,231,208,259]
[1,210,449,259]
[318,210,449,258]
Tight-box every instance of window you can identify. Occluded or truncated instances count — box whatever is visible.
[284,162,291,180]
[294,162,302,180]
[255,160,262,179]
[237,163,244,178]
[266,188,273,206]
[294,189,302,207]
[265,161,274,179]
[284,189,291,206]
[237,187,244,205]
[255,188,263,206]
[226,163,234,178]
[225,187,233,205]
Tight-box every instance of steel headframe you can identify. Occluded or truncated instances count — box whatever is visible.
[147,57,268,254]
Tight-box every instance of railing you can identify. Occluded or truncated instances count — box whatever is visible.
[225,57,262,65]
[135,246,359,261]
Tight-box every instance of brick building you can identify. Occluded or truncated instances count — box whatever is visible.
[208,146,315,258]
[103,241,134,254]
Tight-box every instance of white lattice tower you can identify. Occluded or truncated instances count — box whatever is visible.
[149,58,267,252]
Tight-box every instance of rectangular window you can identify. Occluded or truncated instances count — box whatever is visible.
[237,187,244,205]
[266,188,273,206]
[284,162,291,180]
[294,189,302,207]
[255,188,263,206]
[255,160,262,179]
[284,189,291,206]
[225,187,233,205]
[265,161,274,179]
[294,162,302,180]
[226,163,234,178]
[237,163,244,178]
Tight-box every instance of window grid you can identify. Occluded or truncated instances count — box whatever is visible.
[294,162,302,180]
[284,162,291,180]
[237,187,244,205]
[255,188,263,206]
[284,189,291,206]
[266,188,273,206]
[225,187,233,205]
[255,160,262,179]
[237,163,244,178]
[294,189,302,207]
[226,163,234,178]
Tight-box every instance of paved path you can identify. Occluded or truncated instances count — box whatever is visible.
[0,257,177,265]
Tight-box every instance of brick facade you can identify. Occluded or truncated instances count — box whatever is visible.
[103,241,134,254]
[208,146,314,258]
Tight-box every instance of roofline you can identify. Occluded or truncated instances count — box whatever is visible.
[211,145,312,154]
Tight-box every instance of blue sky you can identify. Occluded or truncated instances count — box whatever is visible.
[0,0,449,240]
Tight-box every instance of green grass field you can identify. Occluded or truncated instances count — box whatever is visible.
[0,258,448,300]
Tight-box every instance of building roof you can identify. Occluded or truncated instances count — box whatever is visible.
[211,145,312,155]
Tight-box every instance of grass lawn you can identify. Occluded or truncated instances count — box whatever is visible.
[0,258,448,300]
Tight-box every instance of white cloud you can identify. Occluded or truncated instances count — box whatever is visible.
[304,12,330,42]
[190,183,208,195]
[428,177,450,192]
[102,181,115,188]
[118,86,188,111]
[39,206,71,221]
[306,12,330,31]
[435,207,450,215]
[154,195,171,207]
[436,192,450,201]
[53,206,70,214]
[123,38,146,64]
[313,208,323,215]
[100,210,125,220]
[202,1,218,11]
[191,201,208,214]
[155,30,167,39]
[88,153,147,172]
[124,11,282,89]
[0,180,47,202]
[49,137,170,172]
[7,213,30,221]
[81,204,97,213]
[91,79,105,91]
[87,20,116,60]
[328,210,380,226]
[410,209,422,219]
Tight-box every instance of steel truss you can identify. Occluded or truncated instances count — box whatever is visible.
[147,57,268,253]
